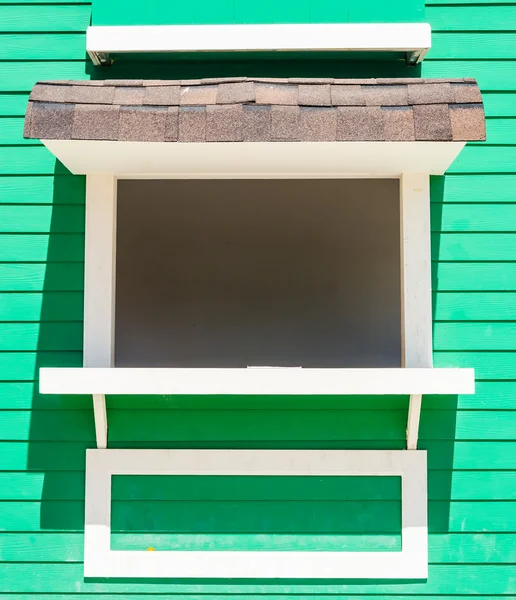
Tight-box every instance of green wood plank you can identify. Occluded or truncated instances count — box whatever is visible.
[432,174,516,202]
[2,470,514,501]
[483,92,516,117]
[0,63,88,93]
[478,117,516,145]
[0,264,84,291]
[0,234,84,262]
[0,352,82,380]
[432,233,516,261]
[422,60,516,92]
[432,204,516,232]
[0,147,63,175]
[0,292,83,321]
[1,498,516,533]
[0,563,515,593]
[0,441,91,471]
[432,263,516,291]
[0,206,84,233]
[434,350,516,379]
[0,383,90,409]
[433,292,516,320]
[0,34,86,60]
[430,33,516,59]
[0,596,508,600]
[0,117,39,145]
[434,323,516,351]
[0,409,406,441]
[5,407,516,442]
[427,5,516,31]
[110,408,516,442]
[0,93,30,116]
[92,0,424,26]
[449,146,516,174]
[0,499,404,533]
[0,5,91,32]
[0,597,508,600]
[0,381,512,410]
[0,532,514,563]
[0,380,512,410]
[0,323,82,351]
[0,175,85,204]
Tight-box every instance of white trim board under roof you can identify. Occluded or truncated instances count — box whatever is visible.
[86,22,432,66]
[41,140,466,178]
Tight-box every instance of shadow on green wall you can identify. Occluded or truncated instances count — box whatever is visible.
[87,55,421,81]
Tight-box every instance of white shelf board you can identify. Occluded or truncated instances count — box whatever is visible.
[40,367,475,396]
[86,22,431,65]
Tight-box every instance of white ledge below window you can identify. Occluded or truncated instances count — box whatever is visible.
[40,367,474,450]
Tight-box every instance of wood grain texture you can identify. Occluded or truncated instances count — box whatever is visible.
[0,264,84,292]
[1,470,515,501]
[0,176,85,204]
[432,233,516,260]
[0,206,84,233]
[0,34,86,60]
[0,563,515,594]
[0,5,91,32]
[0,234,85,262]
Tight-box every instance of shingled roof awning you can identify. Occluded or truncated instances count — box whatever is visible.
[24,77,485,176]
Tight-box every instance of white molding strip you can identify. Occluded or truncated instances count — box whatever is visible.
[399,174,433,450]
[40,367,475,396]
[83,175,117,448]
[86,23,432,65]
[42,140,465,178]
[84,449,428,579]
[400,174,433,370]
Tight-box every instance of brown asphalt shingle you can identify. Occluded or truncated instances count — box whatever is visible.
[25,77,486,143]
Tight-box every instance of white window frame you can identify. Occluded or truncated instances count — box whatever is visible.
[85,448,428,579]
[82,173,434,450]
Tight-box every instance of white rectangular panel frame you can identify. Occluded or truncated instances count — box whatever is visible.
[85,449,428,579]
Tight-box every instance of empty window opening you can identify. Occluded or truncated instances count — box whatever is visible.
[115,179,401,368]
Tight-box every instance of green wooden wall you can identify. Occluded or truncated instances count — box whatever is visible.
[1,0,516,597]
[91,0,425,26]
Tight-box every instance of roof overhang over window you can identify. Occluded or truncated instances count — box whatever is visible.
[24,77,486,177]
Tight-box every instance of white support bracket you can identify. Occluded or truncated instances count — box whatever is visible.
[406,393,423,450]
[93,394,108,449]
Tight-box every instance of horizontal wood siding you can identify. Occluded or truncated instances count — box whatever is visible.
[0,0,515,598]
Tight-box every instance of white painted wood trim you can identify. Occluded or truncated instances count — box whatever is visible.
[84,175,117,448]
[42,140,466,178]
[86,23,431,65]
[400,174,433,369]
[84,175,117,368]
[92,394,108,449]
[40,367,475,396]
[84,449,428,579]
[406,393,423,450]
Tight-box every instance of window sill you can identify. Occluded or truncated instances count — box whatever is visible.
[40,367,474,396]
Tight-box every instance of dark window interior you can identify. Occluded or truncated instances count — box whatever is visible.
[115,179,401,368]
